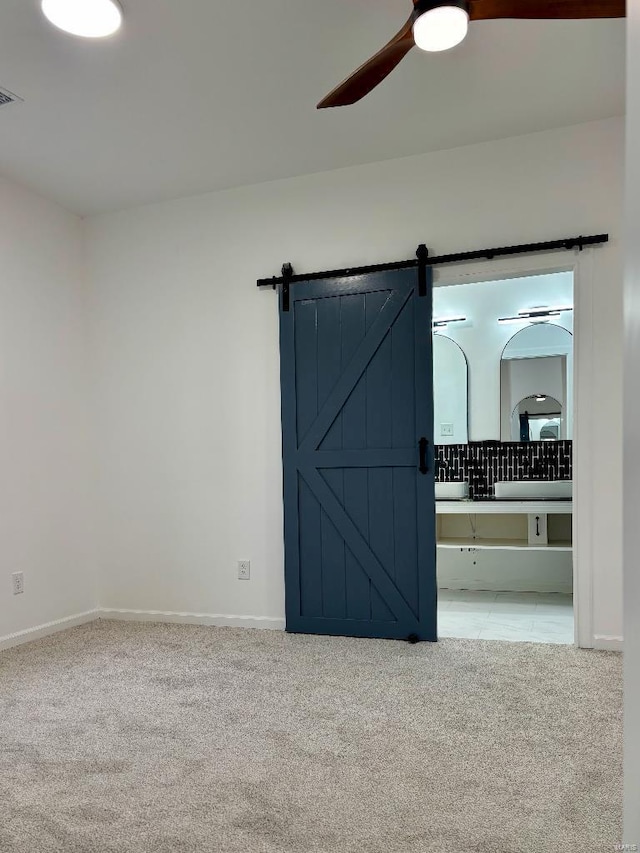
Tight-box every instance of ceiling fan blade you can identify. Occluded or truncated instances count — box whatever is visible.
[469,0,625,20]
[317,16,415,109]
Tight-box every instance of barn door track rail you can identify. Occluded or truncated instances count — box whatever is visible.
[257,233,609,311]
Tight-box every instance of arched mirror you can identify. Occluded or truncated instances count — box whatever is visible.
[500,324,572,442]
[511,394,563,442]
[433,334,469,444]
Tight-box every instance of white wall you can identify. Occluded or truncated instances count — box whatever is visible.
[85,117,624,643]
[624,2,640,843]
[0,176,98,644]
[433,273,573,440]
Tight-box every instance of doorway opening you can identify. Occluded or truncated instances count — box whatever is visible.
[433,269,575,644]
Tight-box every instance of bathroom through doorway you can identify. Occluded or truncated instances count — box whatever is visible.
[433,265,576,644]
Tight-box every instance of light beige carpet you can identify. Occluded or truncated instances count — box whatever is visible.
[0,621,622,853]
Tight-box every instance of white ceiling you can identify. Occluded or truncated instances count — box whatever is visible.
[0,0,625,215]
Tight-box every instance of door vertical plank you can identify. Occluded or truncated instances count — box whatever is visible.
[317,298,347,616]
[390,296,420,615]
[364,287,394,622]
[298,475,323,617]
[369,468,396,622]
[321,470,347,619]
[317,297,342,450]
[393,467,419,615]
[294,300,319,442]
[391,298,416,449]
[365,291,393,451]
[343,469,371,621]
[341,293,370,620]
[365,289,391,332]
[341,294,367,451]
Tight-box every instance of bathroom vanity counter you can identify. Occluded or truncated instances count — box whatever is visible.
[435,500,572,515]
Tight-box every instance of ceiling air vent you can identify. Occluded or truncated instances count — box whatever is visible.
[0,87,23,107]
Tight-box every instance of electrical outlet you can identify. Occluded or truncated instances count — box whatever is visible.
[440,423,454,437]
[237,560,251,580]
[12,572,24,595]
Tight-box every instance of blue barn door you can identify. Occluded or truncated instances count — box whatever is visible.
[279,267,436,641]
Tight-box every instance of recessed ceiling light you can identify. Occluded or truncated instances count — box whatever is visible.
[41,0,123,38]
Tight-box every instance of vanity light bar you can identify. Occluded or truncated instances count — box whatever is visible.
[497,306,573,325]
[433,316,467,328]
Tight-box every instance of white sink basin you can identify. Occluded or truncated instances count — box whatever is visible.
[494,480,572,500]
[435,481,469,500]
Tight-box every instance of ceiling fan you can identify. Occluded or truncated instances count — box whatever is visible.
[317,0,625,109]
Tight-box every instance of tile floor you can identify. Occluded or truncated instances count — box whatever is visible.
[437,588,574,644]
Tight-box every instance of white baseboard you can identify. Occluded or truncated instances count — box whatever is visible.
[99,609,286,631]
[593,634,623,652]
[0,609,101,652]
[0,608,618,652]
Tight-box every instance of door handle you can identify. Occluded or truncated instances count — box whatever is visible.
[418,437,429,475]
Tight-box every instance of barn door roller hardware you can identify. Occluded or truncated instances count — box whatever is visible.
[416,243,429,298]
[280,262,293,313]
[260,234,609,311]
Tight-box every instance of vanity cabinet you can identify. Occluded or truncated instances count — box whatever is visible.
[435,501,573,593]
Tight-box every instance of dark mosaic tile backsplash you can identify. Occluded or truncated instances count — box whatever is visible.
[435,440,572,499]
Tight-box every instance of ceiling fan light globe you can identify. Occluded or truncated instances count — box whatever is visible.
[413,6,469,53]
[41,0,122,38]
